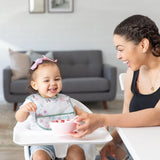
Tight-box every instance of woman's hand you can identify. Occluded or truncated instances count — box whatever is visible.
[72,107,107,137]
[100,141,117,160]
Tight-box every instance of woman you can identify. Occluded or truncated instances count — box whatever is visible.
[72,15,160,160]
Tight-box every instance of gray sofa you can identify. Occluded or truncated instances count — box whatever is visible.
[3,50,117,111]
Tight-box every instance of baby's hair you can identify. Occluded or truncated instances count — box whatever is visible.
[26,60,60,94]
[114,15,160,57]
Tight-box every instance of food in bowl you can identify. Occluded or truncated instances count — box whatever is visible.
[49,119,77,135]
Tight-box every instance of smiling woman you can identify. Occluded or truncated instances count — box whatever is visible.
[114,34,145,71]
[71,14,160,160]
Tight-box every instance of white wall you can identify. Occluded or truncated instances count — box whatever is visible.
[0,0,160,101]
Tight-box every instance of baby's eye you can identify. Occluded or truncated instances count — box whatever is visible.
[55,78,61,81]
[44,80,49,82]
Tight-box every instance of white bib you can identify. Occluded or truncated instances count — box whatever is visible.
[26,94,76,130]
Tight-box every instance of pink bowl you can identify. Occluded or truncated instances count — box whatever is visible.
[49,119,77,135]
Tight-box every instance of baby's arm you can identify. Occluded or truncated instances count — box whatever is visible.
[15,102,37,122]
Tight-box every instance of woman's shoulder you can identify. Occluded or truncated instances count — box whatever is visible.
[125,68,134,83]
[126,68,134,76]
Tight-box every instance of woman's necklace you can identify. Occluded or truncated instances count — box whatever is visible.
[137,70,160,92]
[149,72,160,91]
[151,86,155,91]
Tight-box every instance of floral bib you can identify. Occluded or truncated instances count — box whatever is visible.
[27,94,76,130]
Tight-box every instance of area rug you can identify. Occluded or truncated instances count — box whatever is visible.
[0,102,18,148]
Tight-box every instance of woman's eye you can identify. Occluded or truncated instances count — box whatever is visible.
[116,47,123,52]
[44,80,49,82]
[117,50,123,54]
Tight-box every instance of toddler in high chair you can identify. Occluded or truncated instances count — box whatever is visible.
[15,55,96,160]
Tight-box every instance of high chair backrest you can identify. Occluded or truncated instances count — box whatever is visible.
[119,73,126,91]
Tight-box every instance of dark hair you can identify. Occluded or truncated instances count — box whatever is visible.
[26,60,60,94]
[114,15,160,57]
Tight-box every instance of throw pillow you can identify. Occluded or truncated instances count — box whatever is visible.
[9,49,31,81]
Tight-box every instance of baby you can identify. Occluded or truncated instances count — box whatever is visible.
[15,55,95,160]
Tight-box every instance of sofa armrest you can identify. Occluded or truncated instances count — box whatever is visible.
[3,66,12,101]
[103,64,117,100]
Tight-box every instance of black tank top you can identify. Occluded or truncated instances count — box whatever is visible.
[129,70,160,112]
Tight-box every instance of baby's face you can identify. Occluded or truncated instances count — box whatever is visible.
[31,64,62,98]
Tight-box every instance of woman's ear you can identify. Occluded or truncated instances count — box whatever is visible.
[30,80,38,90]
[140,38,150,53]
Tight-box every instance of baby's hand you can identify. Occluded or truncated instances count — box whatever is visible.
[20,102,37,113]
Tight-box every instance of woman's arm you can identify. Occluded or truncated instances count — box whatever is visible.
[73,69,160,137]
[74,102,160,138]
[104,68,160,127]
[104,104,160,127]
[109,68,160,127]
[122,68,133,114]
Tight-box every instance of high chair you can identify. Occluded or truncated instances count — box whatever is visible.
[13,98,112,160]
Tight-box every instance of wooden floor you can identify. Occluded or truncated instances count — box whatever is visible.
[0,147,24,160]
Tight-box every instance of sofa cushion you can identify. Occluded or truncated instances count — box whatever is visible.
[62,77,109,93]
[54,50,103,78]
[10,77,109,94]
[10,79,28,94]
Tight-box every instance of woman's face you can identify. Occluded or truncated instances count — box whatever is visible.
[113,34,146,71]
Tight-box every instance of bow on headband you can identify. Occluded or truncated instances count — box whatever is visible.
[30,55,57,70]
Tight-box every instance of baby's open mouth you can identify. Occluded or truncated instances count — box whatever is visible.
[48,88,57,93]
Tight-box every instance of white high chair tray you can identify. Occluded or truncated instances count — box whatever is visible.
[13,124,112,146]
[13,98,112,146]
